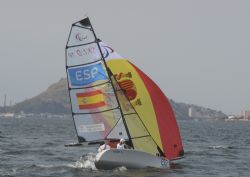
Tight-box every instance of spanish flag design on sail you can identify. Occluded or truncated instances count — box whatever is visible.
[76,90,106,109]
[107,59,184,160]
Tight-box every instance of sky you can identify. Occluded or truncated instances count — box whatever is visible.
[0,0,250,114]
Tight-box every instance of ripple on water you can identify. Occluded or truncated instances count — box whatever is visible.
[1,117,250,177]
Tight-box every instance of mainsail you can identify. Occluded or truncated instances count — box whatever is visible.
[65,17,184,160]
[65,18,129,143]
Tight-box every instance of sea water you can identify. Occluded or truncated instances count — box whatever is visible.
[0,116,249,177]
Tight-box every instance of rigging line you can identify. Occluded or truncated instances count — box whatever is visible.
[88,17,134,148]
[110,70,165,156]
[72,107,120,115]
[104,116,124,140]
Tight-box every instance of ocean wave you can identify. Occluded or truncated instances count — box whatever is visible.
[114,166,127,172]
[208,145,234,149]
[28,163,77,169]
[2,148,55,156]
[0,135,6,139]
[75,152,97,170]
[0,168,17,177]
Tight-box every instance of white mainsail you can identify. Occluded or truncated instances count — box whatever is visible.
[65,17,129,143]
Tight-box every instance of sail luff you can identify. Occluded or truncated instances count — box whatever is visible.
[65,25,80,142]
[87,18,134,147]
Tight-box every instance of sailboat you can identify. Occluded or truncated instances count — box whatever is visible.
[65,17,184,169]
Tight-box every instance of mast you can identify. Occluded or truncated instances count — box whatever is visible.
[87,18,134,148]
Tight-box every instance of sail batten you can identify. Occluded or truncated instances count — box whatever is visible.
[72,107,120,115]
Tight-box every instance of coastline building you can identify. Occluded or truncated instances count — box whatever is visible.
[188,107,193,117]
[239,110,250,119]
[188,107,211,118]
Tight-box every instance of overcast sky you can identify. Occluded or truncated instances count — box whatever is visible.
[0,0,249,114]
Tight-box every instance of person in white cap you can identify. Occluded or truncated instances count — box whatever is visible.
[98,139,111,153]
[116,138,130,149]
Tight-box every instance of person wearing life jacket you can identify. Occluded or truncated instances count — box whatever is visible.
[116,138,130,149]
[98,139,111,153]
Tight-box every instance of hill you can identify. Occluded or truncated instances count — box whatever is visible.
[10,78,227,119]
[12,78,70,114]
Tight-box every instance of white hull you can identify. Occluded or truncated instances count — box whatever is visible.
[95,149,169,170]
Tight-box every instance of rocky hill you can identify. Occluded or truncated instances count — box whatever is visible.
[10,78,227,119]
[12,78,70,114]
[170,100,226,119]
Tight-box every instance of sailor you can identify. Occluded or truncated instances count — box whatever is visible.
[98,139,111,153]
[116,138,130,149]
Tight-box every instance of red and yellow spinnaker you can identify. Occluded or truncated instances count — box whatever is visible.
[107,59,184,160]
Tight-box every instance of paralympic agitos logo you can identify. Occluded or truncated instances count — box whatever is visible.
[75,32,88,41]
